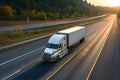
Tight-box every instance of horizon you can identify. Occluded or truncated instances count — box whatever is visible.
[87,0,120,7]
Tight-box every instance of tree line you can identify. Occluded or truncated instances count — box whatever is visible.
[0,0,112,20]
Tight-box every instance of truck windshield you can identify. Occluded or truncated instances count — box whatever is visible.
[47,43,59,49]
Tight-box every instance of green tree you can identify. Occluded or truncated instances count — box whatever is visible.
[47,12,59,19]
[22,11,30,17]
[36,12,47,20]
[0,6,15,18]
[31,9,37,17]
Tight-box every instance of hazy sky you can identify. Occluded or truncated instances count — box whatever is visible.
[87,0,120,7]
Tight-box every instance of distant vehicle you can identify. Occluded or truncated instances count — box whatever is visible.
[43,26,86,62]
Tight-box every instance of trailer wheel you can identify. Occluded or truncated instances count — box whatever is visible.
[80,38,85,43]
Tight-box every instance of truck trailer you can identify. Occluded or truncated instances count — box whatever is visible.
[43,26,86,62]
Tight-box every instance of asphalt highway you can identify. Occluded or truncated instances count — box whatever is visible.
[0,14,117,80]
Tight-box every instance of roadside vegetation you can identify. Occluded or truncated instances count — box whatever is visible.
[0,17,87,27]
[0,0,113,21]
[0,0,97,20]
[0,19,97,47]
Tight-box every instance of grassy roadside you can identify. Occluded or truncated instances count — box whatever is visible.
[0,17,87,27]
[0,19,99,47]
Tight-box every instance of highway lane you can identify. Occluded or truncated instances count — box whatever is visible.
[9,15,115,80]
[89,15,120,80]
[0,15,113,80]
[0,37,49,63]
[0,15,106,32]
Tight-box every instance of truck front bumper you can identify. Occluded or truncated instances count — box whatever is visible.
[43,56,56,62]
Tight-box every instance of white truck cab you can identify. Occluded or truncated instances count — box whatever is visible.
[43,34,68,62]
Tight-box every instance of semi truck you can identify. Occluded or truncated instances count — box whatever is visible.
[43,26,86,62]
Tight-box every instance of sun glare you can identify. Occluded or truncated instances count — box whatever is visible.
[109,0,120,7]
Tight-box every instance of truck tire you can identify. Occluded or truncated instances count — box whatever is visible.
[82,38,85,41]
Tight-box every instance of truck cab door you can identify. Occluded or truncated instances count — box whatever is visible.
[60,37,68,57]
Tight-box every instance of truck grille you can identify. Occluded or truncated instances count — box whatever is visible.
[44,53,51,58]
